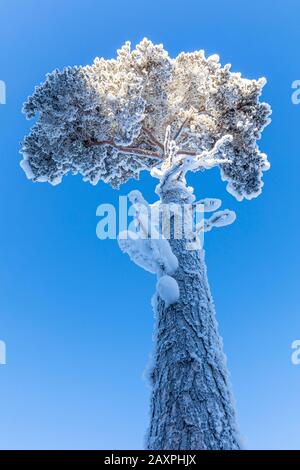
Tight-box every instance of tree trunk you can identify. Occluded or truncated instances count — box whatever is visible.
[146,184,241,450]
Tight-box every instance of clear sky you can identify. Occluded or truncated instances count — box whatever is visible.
[0,0,299,450]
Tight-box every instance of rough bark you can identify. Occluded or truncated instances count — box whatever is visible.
[146,184,241,450]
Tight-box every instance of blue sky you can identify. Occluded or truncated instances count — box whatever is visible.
[0,0,299,450]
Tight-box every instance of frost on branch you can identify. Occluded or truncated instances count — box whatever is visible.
[196,198,222,212]
[197,209,236,233]
[118,231,180,307]
[20,61,153,187]
[21,39,271,198]
[118,231,159,274]
[118,230,178,276]
[118,191,178,277]
[118,190,180,307]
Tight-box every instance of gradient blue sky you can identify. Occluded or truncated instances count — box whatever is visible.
[0,0,299,450]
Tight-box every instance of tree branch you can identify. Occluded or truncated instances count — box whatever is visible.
[196,209,236,233]
[174,118,189,141]
[177,149,197,156]
[178,135,233,171]
[142,126,164,151]
[84,139,162,160]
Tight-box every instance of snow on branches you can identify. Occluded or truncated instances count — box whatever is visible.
[196,209,236,233]
[118,229,180,308]
[196,198,222,212]
[118,189,181,307]
[118,191,178,268]
[117,187,236,306]
[118,230,178,277]
[20,39,271,200]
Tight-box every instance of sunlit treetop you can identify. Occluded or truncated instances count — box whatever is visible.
[21,38,271,200]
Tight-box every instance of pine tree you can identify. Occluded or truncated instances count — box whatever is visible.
[21,39,271,450]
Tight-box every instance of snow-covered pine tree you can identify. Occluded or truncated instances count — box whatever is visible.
[20,39,271,450]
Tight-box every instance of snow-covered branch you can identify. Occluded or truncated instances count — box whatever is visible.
[142,126,164,151]
[85,138,162,160]
[151,133,234,199]
[188,135,233,171]
[118,190,180,307]
[196,209,236,233]
[194,198,222,212]
[174,117,189,141]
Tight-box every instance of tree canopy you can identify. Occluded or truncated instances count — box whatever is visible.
[21,38,271,200]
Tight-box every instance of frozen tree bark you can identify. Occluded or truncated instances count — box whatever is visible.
[146,184,241,450]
